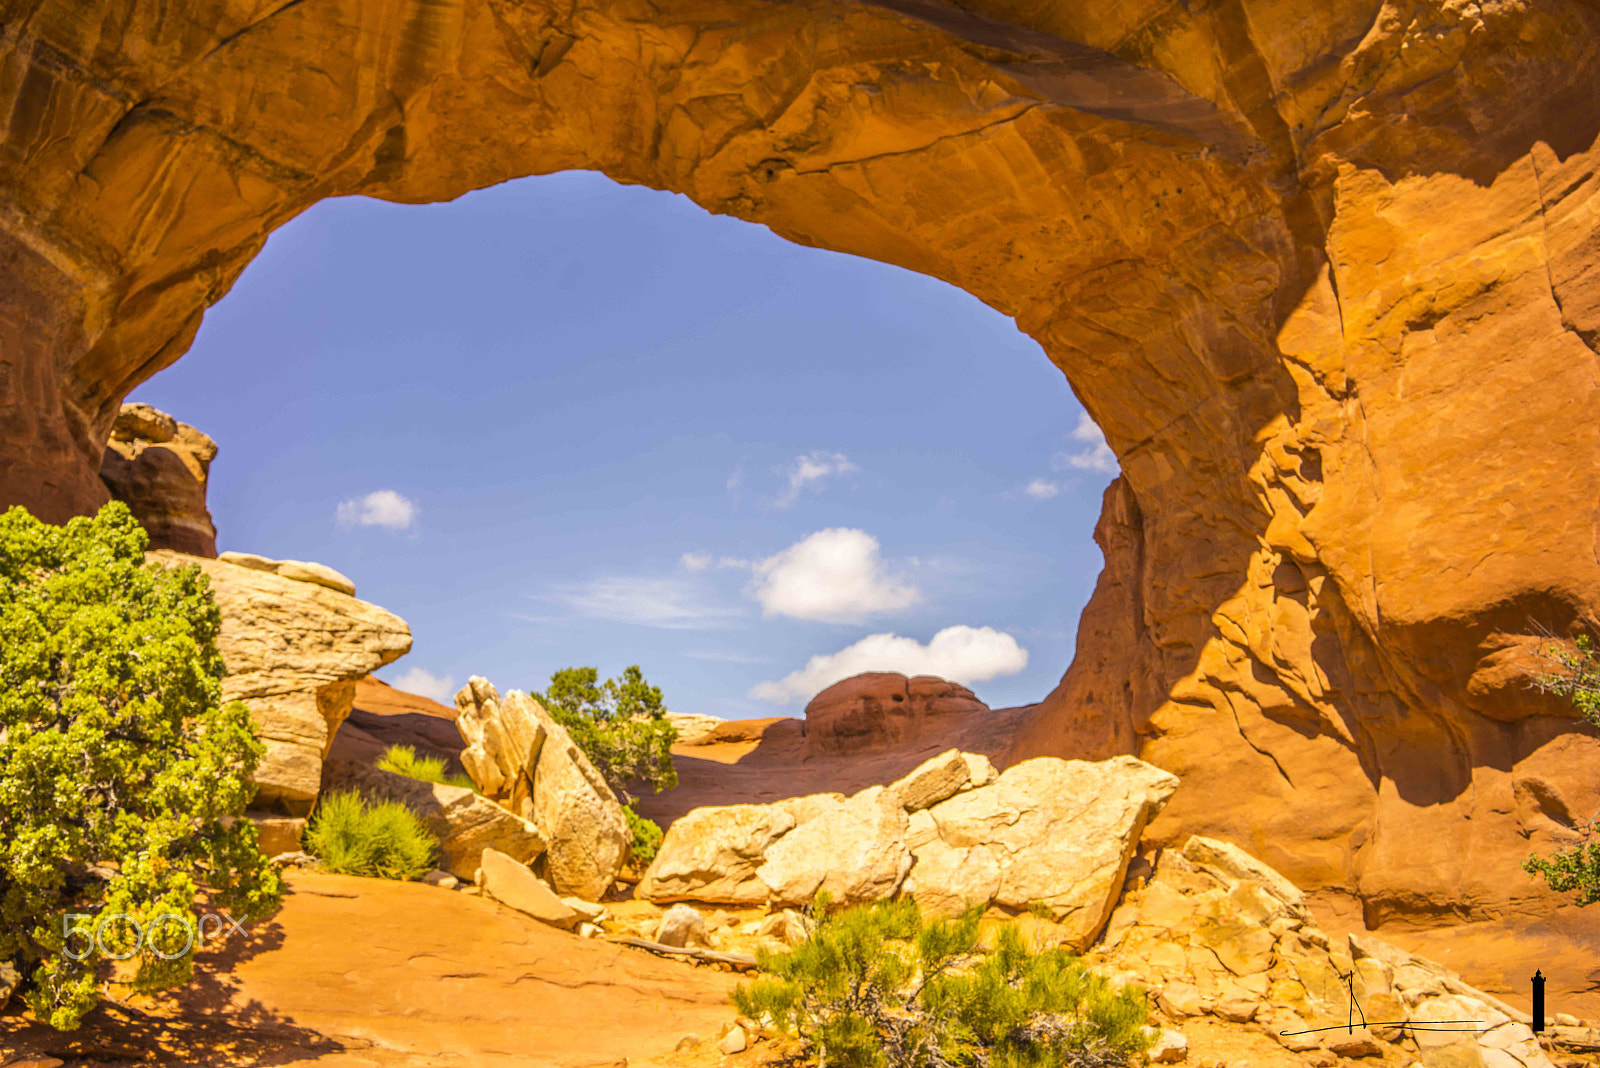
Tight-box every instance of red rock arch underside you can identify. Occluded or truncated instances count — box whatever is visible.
[4,0,1600,926]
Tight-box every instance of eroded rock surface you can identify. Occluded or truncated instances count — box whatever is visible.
[148,550,411,815]
[6,0,1600,925]
[1094,838,1557,1068]
[806,673,991,756]
[99,404,218,557]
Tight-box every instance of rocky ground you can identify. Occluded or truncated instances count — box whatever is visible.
[7,678,1599,1068]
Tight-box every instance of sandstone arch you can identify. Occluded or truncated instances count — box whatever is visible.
[4,0,1600,925]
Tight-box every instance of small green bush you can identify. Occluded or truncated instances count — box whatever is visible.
[1525,634,1600,905]
[377,743,475,790]
[623,805,664,867]
[305,791,438,880]
[733,899,1152,1068]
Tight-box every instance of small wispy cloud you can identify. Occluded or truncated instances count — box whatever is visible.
[683,648,773,664]
[1022,479,1060,500]
[550,575,738,630]
[1053,414,1118,475]
[776,450,859,508]
[336,489,418,530]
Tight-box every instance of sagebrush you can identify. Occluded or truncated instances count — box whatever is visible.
[0,502,281,1029]
[1524,633,1600,905]
[378,743,475,790]
[733,898,1152,1068]
[306,790,437,880]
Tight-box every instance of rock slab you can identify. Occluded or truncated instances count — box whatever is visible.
[148,551,412,815]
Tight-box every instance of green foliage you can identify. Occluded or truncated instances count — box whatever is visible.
[622,805,664,867]
[733,900,1152,1068]
[304,790,438,881]
[533,665,677,803]
[377,743,474,790]
[1525,634,1600,905]
[0,502,282,1030]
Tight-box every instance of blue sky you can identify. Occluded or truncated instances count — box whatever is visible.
[128,171,1118,719]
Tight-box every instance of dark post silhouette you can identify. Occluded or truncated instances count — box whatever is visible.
[1532,970,1546,1032]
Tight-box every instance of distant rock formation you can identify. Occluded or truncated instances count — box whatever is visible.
[99,403,218,557]
[148,550,412,817]
[804,673,991,756]
[639,748,1179,950]
[454,677,630,900]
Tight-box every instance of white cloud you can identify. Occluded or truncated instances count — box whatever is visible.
[553,575,736,630]
[750,625,1029,704]
[727,466,745,492]
[776,450,859,508]
[387,666,457,704]
[1054,413,1118,475]
[1023,479,1060,500]
[680,552,713,571]
[748,528,919,623]
[336,489,418,530]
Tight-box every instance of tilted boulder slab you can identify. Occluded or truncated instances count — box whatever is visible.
[638,803,797,904]
[99,404,219,558]
[887,748,977,812]
[147,551,412,815]
[479,847,579,931]
[757,785,913,907]
[455,677,629,901]
[903,756,1179,949]
[322,759,546,881]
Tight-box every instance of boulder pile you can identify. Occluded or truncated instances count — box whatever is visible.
[639,748,1179,950]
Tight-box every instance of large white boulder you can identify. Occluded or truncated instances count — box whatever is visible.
[902,755,1179,948]
[758,786,912,906]
[638,804,797,904]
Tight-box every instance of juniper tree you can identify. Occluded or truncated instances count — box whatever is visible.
[0,502,281,1029]
[734,898,1152,1068]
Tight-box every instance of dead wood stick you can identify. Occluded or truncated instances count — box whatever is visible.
[615,936,759,971]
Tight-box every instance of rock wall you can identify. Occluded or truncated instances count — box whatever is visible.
[4,0,1600,922]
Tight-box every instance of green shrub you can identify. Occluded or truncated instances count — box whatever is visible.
[377,743,475,790]
[1525,634,1600,905]
[533,665,677,803]
[623,805,664,867]
[0,502,282,1030]
[305,790,437,880]
[733,899,1152,1068]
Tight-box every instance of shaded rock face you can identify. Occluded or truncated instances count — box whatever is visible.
[5,0,1600,925]
[98,404,218,557]
[148,551,412,816]
[805,673,991,756]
